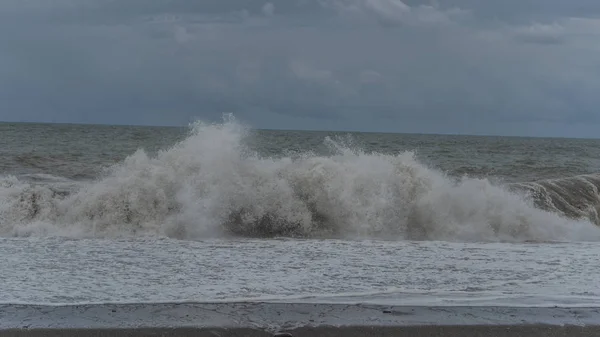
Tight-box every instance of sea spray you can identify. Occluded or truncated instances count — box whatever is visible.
[1,117,599,242]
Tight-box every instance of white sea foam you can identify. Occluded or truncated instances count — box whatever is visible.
[1,116,599,242]
[1,238,599,306]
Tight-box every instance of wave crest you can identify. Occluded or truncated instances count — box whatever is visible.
[1,117,599,242]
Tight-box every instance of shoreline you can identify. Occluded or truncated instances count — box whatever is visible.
[2,302,600,336]
[2,326,600,337]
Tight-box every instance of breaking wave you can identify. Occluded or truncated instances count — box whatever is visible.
[1,116,600,242]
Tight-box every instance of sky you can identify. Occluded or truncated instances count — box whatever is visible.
[1,0,600,137]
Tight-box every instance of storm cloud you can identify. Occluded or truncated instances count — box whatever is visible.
[1,0,599,137]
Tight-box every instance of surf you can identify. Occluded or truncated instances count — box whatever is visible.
[1,116,599,242]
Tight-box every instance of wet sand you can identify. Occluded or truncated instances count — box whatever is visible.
[1,326,600,337]
[2,302,600,336]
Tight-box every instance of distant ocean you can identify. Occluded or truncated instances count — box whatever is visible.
[1,117,600,307]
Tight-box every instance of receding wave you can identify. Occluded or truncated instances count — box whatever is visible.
[1,117,599,242]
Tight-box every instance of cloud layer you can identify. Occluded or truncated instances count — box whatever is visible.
[1,0,600,137]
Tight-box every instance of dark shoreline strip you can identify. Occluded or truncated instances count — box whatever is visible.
[2,303,600,336]
[2,326,600,337]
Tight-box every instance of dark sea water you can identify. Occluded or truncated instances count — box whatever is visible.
[3,122,600,183]
[2,120,600,307]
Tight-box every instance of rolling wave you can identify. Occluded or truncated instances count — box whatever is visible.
[512,175,600,226]
[1,117,599,242]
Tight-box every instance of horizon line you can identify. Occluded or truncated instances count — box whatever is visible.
[0,120,594,140]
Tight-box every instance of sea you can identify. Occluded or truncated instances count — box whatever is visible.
[2,117,600,307]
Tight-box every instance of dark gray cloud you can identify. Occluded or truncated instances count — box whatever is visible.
[1,0,600,137]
